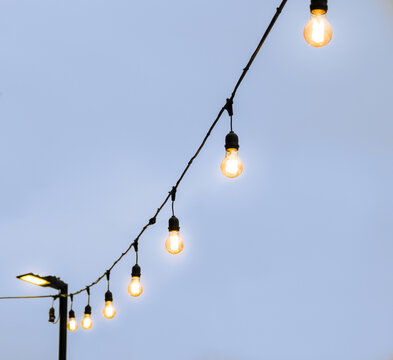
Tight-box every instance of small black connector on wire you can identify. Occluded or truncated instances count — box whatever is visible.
[224,98,234,117]
[170,186,177,202]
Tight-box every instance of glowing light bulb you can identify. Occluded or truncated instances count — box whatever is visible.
[304,9,333,47]
[81,305,93,330]
[165,216,184,254]
[221,148,243,178]
[102,291,116,319]
[128,264,143,297]
[81,314,92,330]
[166,230,184,254]
[67,310,78,332]
[221,131,243,179]
[103,301,116,319]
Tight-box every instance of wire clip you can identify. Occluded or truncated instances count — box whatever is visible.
[170,186,177,202]
[224,98,234,117]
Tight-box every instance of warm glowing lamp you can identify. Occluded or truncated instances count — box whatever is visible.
[221,131,243,178]
[68,310,78,332]
[81,305,93,330]
[128,264,143,297]
[102,291,116,319]
[304,0,333,47]
[165,216,184,254]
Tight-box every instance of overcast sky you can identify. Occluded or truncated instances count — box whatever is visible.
[1,0,393,359]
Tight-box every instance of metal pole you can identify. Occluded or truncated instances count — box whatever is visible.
[59,285,68,360]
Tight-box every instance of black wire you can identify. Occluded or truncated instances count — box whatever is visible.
[0,295,57,300]
[0,0,289,301]
[230,1,288,101]
[106,271,110,291]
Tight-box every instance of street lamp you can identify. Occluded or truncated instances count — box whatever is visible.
[17,273,68,360]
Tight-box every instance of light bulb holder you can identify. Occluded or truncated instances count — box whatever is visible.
[49,307,56,323]
[105,290,113,302]
[310,0,328,12]
[225,131,239,150]
[84,304,92,315]
[69,309,75,319]
[168,215,180,232]
[131,264,141,277]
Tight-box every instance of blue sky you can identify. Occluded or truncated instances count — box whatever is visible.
[1,0,393,359]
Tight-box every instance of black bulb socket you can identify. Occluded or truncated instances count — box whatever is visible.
[105,290,113,302]
[49,307,56,323]
[69,309,75,319]
[310,0,328,12]
[84,304,92,315]
[225,131,239,150]
[168,215,180,232]
[131,264,141,277]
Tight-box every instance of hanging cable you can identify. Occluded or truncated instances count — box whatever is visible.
[65,0,288,298]
[0,295,56,300]
[171,186,176,217]
[0,0,289,302]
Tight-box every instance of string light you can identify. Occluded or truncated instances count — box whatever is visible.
[103,271,116,319]
[2,0,300,339]
[67,295,78,332]
[81,288,93,330]
[165,187,184,255]
[128,243,143,297]
[304,0,333,47]
[62,0,289,302]
[221,99,243,179]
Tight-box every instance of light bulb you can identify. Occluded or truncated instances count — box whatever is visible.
[102,291,116,319]
[103,301,116,319]
[81,314,92,330]
[128,276,143,297]
[68,318,78,332]
[166,230,184,254]
[48,307,56,323]
[166,216,184,254]
[221,131,243,179]
[67,310,78,332]
[128,264,143,297]
[304,10,333,47]
[81,305,93,330]
[221,148,243,178]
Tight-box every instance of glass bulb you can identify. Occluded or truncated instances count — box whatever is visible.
[221,148,243,178]
[81,314,93,330]
[67,317,78,332]
[165,230,184,254]
[102,301,116,319]
[304,10,333,47]
[128,276,143,297]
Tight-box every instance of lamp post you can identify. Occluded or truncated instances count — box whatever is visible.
[17,273,68,360]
